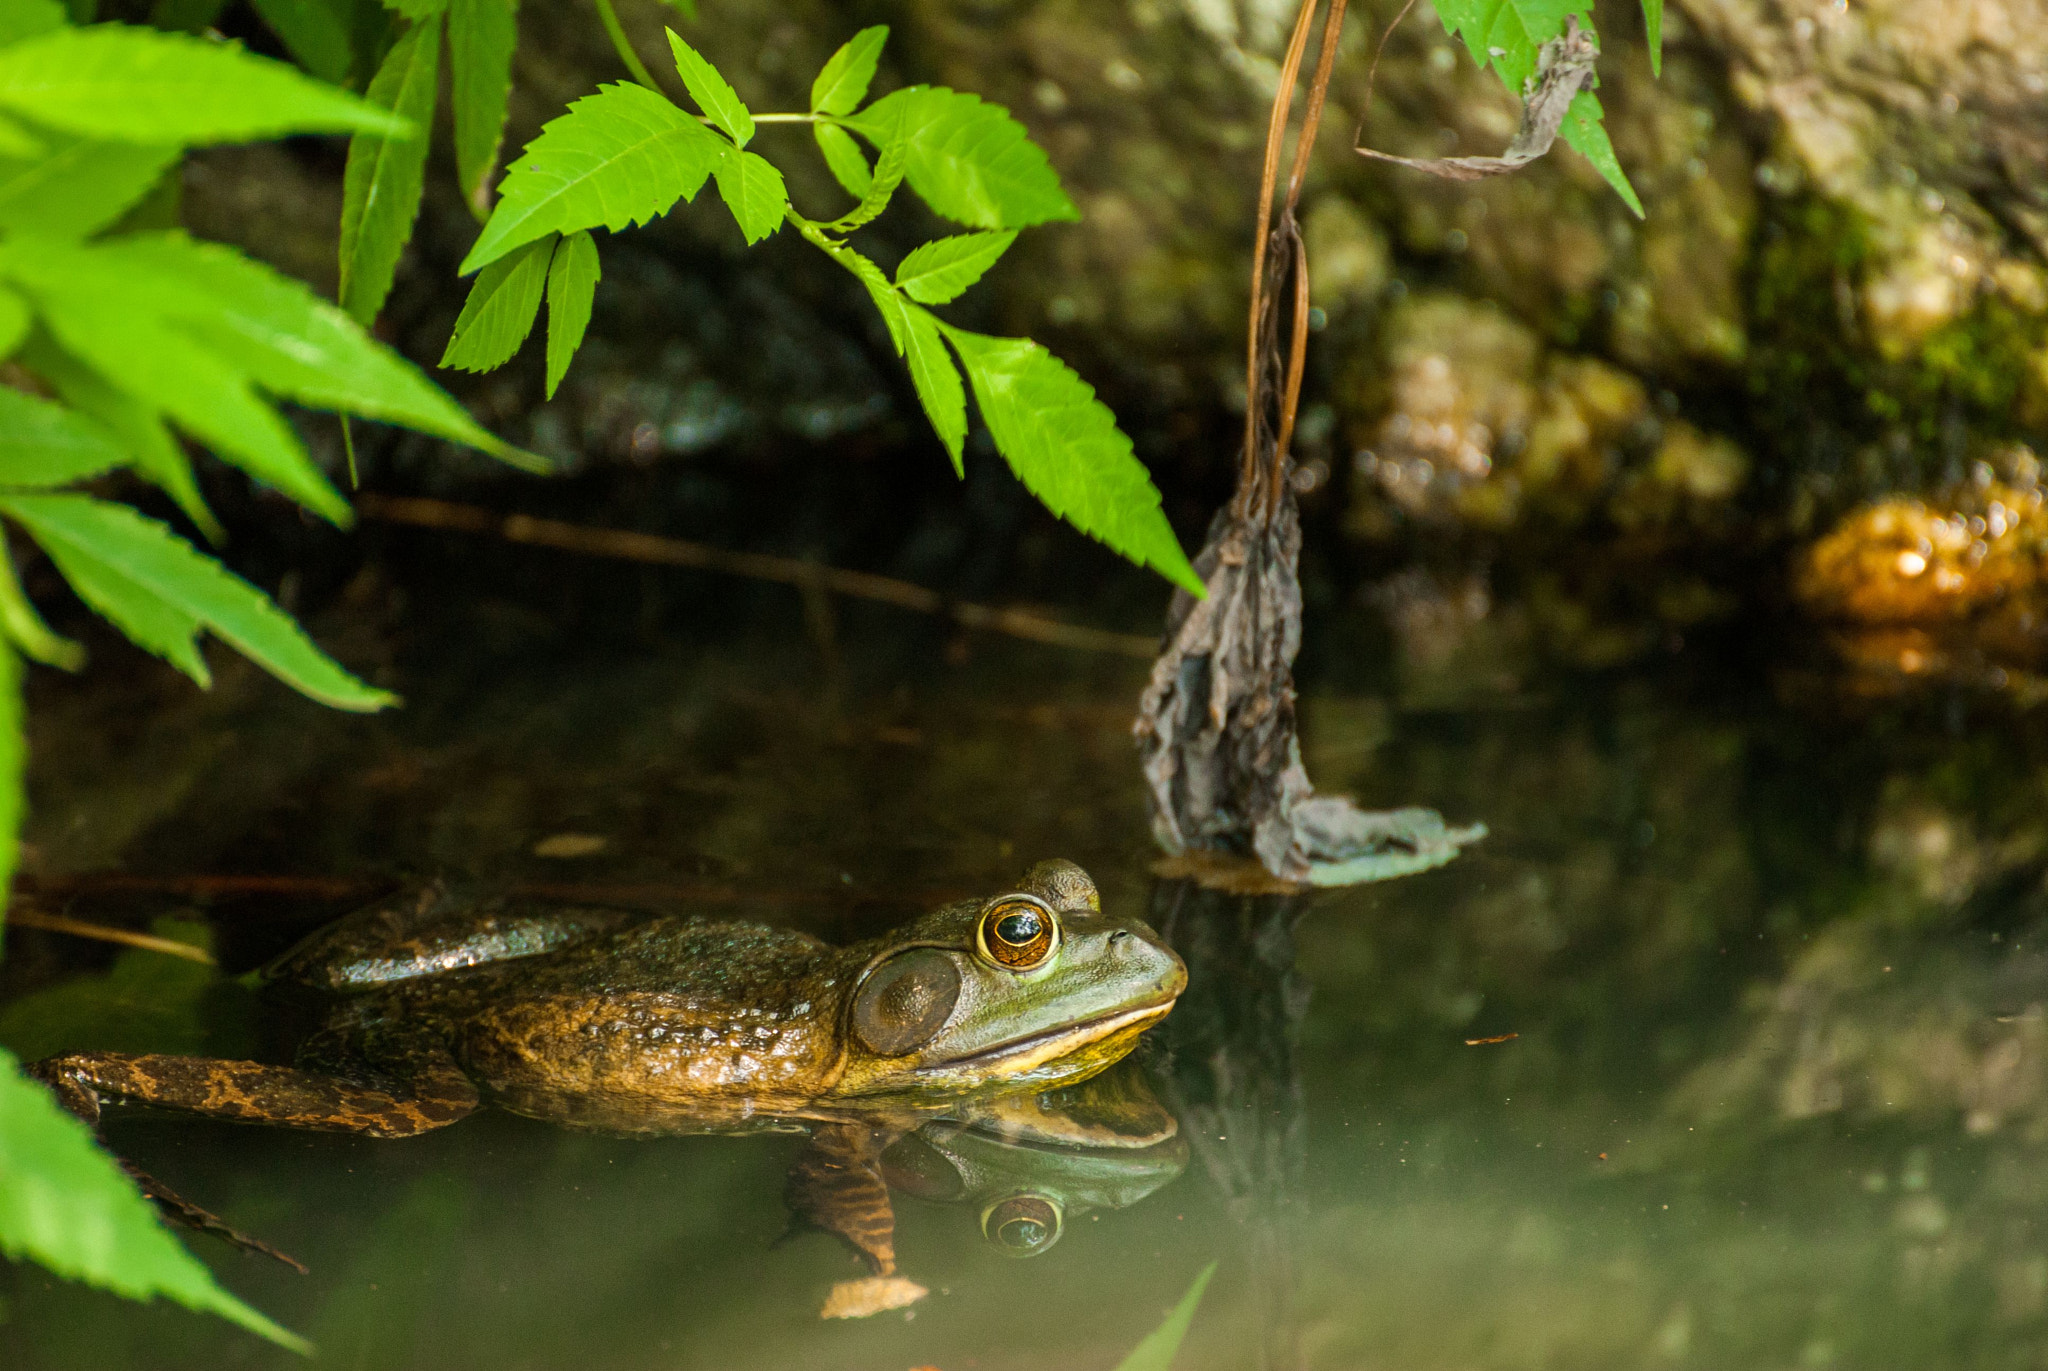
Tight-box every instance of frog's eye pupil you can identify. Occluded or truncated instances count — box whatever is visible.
[980,898,1056,969]
[996,911,1042,946]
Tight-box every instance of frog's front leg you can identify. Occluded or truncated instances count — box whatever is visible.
[31,1045,479,1138]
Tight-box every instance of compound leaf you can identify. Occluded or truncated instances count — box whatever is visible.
[0,134,179,238]
[941,327,1198,592]
[813,122,870,199]
[248,0,356,84]
[828,126,905,231]
[543,228,598,399]
[448,0,519,214]
[441,234,552,371]
[810,25,885,116]
[1559,87,1640,214]
[0,24,408,143]
[846,86,1076,230]
[711,148,784,243]
[1,493,397,709]
[93,233,523,462]
[339,14,439,325]
[901,304,964,471]
[460,81,724,274]
[665,29,751,147]
[894,229,1015,304]
[0,383,127,487]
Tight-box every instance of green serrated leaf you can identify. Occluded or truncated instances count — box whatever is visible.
[901,304,964,472]
[895,229,1016,305]
[665,29,752,147]
[2,493,397,708]
[0,530,81,668]
[382,0,446,18]
[449,0,519,215]
[1641,0,1662,75]
[543,229,598,400]
[1113,1263,1217,1371]
[941,326,1199,593]
[461,81,725,274]
[96,233,519,463]
[846,86,1077,230]
[813,122,870,198]
[0,133,179,239]
[808,229,909,354]
[18,333,220,542]
[1560,88,1641,215]
[339,15,439,325]
[442,234,552,371]
[829,127,905,231]
[712,148,784,244]
[0,0,66,48]
[810,25,885,116]
[0,1048,310,1349]
[0,25,408,144]
[249,0,356,84]
[13,268,350,524]
[0,382,127,487]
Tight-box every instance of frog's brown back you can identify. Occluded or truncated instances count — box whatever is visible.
[444,916,861,1125]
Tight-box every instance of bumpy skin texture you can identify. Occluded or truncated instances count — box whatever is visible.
[30,860,1186,1138]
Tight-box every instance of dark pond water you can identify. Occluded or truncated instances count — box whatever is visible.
[4,545,2048,1370]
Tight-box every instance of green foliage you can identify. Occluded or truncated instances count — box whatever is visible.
[0,384,127,487]
[448,0,519,213]
[0,493,398,708]
[443,234,553,371]
[809,24,885,117]
[0,135,181,239]
[845,86,1079,229]
[1113,1262,1217,1371]
[0,24,406,142]
[1429,0,1644,215]
[944,328,1200,593]
[339,14,440,324]
[458,82,724,274]
[667,30,753,147]
[249,0,357,85]
[896,229,1017,304]
[0,1047,310,1352]
[544,230,600,399]
[457,24,1193,589]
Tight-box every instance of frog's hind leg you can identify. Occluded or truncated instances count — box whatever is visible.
[785,1123,930,1319]
[31,1045,479,1138]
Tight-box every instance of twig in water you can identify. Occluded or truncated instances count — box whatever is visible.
[4,908,216,964]
[357,493,1157,658]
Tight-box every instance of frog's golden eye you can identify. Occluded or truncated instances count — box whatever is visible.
[977,895,1058,971]
[982,1194,1062,1256]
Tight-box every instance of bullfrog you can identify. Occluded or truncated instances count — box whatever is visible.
[31,859,1187,1302]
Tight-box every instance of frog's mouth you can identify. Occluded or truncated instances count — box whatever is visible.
[927,999,1177,1078]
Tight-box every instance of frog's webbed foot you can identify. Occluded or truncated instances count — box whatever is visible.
[119,1159,308,1273]
[30,1048,479,1138]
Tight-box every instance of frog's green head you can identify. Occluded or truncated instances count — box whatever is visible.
[829,860,1185,1099]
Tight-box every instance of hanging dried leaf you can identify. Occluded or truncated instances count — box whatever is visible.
[1355,15,1599,181]
[1135,0,1484,888]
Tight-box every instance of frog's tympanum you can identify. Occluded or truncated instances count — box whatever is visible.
[30,859,1187,1314]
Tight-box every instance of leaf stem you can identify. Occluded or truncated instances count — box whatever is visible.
[751,113,819,124]
[592,0,662,93]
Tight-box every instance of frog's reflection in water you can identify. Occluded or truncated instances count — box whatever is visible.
[791,1062,1189,1315]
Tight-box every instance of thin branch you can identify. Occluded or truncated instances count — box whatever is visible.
[4,908,215,964]
[592,0,663,93]
[358,494,1158,659]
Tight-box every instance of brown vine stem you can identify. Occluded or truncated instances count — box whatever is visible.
[358,493,1158,658]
